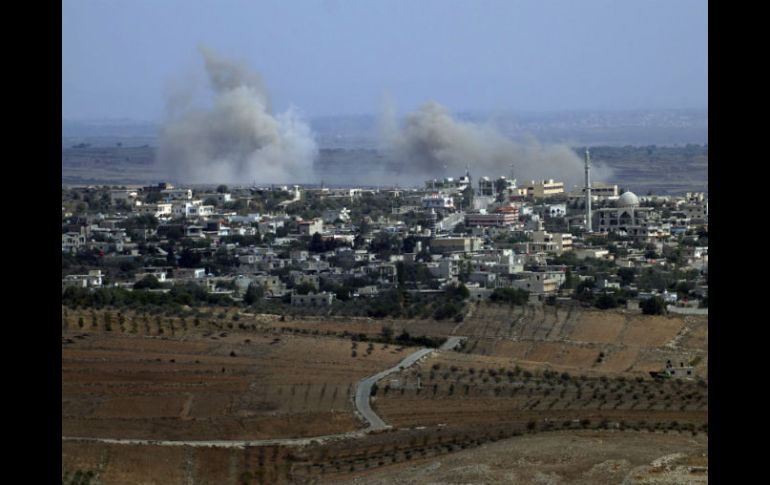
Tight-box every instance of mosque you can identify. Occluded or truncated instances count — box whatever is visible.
[593,191,669,239]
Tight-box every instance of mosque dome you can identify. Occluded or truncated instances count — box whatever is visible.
[616,191,639,207]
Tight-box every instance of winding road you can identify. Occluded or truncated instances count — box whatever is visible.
[63,338,465,448]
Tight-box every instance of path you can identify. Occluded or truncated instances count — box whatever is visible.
[63,342,461,448]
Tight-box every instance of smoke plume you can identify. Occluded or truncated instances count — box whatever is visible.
[157,47,317,184]
[380,101,612,188]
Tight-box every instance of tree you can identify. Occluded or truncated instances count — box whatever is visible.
[594,292,619,310]
[134,275,162,290]
[294,282,316,295]
[217,184,228,193]
[243,282,264,305]
[178,248,202,268]
[641,296,667,315]
[617,268,636,286]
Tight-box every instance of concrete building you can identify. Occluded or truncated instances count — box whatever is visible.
[430,237,483,254]
[291,291,336,306]
[531,221,573,254]
[136,203,173,219]
[298,218,324,236]
[510,270,565,295]
[574,247,610,260]
[478,176,516,196]
[109,189,139,205]
[568,182,619,201]
[172,201,214,218]
[465,206,519,227]
[593,191,669,239]
[161,188,193,201]
[517,179,565,198]
[421,194,455,210]
[62,270,103,289]
[322,207,351,224]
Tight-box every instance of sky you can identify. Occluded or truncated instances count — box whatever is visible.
[62,0,708,121]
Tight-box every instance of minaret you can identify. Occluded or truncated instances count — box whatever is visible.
[584,148,592,233]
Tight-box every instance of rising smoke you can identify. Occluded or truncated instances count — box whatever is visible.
[157,47,317,184]
[379,101,612,188]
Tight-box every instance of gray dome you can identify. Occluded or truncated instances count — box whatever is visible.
[616,191,639,207]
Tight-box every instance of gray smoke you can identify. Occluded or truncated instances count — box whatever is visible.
[380,101,612,188]
[157,47,317,184]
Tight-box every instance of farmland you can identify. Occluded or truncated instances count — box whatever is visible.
[61,302,707,483]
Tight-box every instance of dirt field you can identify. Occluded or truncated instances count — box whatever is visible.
[374,354,707,430]
[332,430,708,485]
[454,303,708,378]
[61,304,708,484]
[63,320,407,440]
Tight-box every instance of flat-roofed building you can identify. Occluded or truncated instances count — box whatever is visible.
[465,206,519,227]
[430,237,483,253]
[516,179,565,198]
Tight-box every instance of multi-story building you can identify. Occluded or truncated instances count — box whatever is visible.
[421,194,455,210]
[297,218,324,236]
[465,206,520,227]
[531,221,573,254]
[161,188,193,201]
[478,176,516,196]
[517,179,565,198]
[430,237,483,254]
[593,191,670,239]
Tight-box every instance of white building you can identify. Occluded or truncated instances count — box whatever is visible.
[161,188,193,201]
[62,270,103,289]
[422,194,455,210]
[593,192,669,239]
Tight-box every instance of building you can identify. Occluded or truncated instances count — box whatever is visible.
[421,194,455,210]
[136,203,173,219]
[322,208,351,224]
[62,270,103,289]
[297,218,324,236]
[291,291,336,306]
[531,221,573,254]
[569,182,619,202]
[62,230,87,253]
[593,191,669,239]
[109,189,139,205]
[172,201,214,218]
[430,237,483,254]
[517,179,565,198]
[478,176,516,196]
[509,270,565,295]
[573,247,610,260]
[465,206,520,227]
[161,188,193,201]
[424,174,471,192]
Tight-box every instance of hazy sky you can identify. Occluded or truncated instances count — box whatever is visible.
[62,0,708,121]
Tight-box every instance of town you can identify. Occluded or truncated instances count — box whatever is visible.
[62,154,708,318]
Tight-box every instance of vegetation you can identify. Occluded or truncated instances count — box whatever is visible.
[641,296,667,315]
[489,288,529,305]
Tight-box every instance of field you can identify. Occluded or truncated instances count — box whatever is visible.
[61,303,707,483]
[332,429,708,485]
[454,303,708,378]
[62,308,407,441]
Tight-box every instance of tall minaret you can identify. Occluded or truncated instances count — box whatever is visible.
[584,148,592,233]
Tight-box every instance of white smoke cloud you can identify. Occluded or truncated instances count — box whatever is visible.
[157,47,317,184]
[379,101,613,188]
